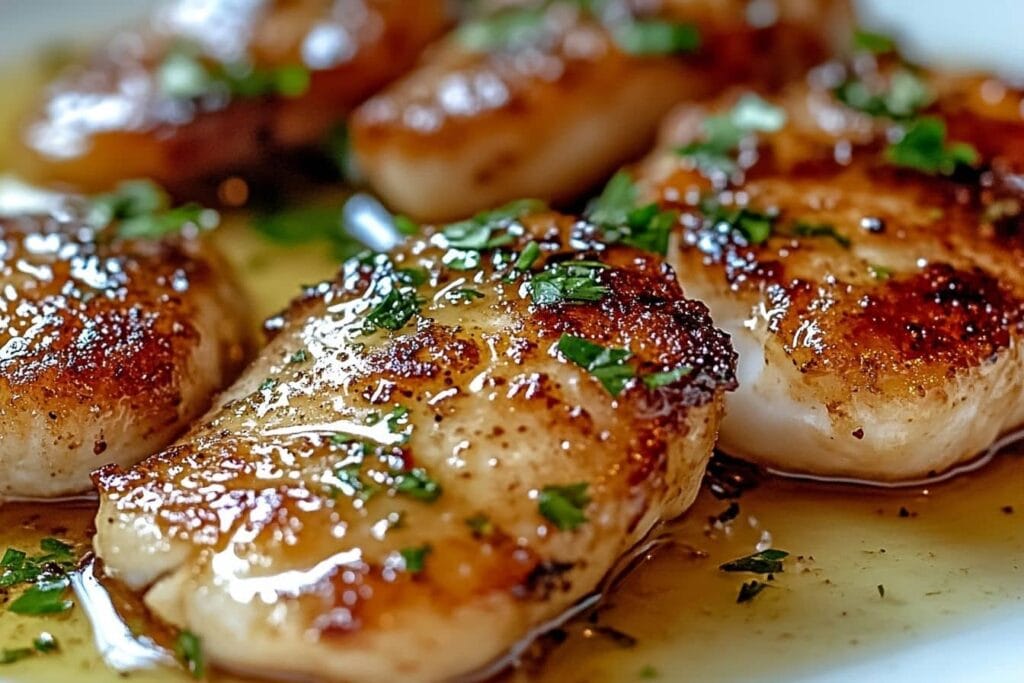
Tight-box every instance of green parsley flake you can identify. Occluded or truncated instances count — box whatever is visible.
[852,28,896,54]
[252,204,364,261]
[394,468,442,502]
[834,69,933,120]
[587,171,678,255]
[175,630,205,679]
[556,334,635,396]
[515,241,542,271]
[868,264,892,281]
[678,94,787,176]
[789,221,851,248]
[530,261,609,305]
[366,286,422,331]
[701,200,777,245]
[736,579,769,603]
[539,482,591,531]
[719,548,789,574]
[466,513,495,538]
[89,180,217,239]
[400,545,432,574]
[642,366,692,389]
[157,45,311,101]
[9,576,73,615]
[885,116,979,175]
[613,19,700,56]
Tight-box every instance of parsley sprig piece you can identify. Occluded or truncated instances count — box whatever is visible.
[158,44,311,101]
[736,579,770,603]
[852,28,896,54]
[1,538,77,616]
[175,630,205,679]
[441,199,545,250]
[885,116,979,175]
[587,171,678,255]
[0,633,59,666]
[89,180,218,239]
[400,545,432,574]
[530,261,609,305]
[459,2,699,57]
[700,199,778,246]
[557,334,635,396]
[365,285,423,332]
[788,221,851,249]
[719,548,789,574]
[834,68,933,120]
[539,483,591,531]
[677,94,787,176]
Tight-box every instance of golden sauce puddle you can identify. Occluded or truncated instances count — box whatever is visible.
[0,61,1022,683]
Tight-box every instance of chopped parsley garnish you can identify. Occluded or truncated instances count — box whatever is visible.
[459,3,700,57]
[288,349,309,364]
[677,94,787,176]
[442,199,544,250]
[701,200,777,245]
[885,116,979,175]
[400,545,432,574]
[393,215,420,236]
[9,576,73,615]
[449,288,485,302]
[868,264,892,281]
[1,538,75,587]
[789,221,851,248]
[89,180,217,239]
[556,334,635,396]
[530,261,609,305]
[258,378,277,392]
[0,633,58,665]
[515,241,542,271]
[394,468,442,502]
[719,548,789,574]
[642,366,692,389]
[852,28,896,54]
[158,45,311,101]
[736,579,769,603]
[252,203,364,261]
[834,69,933,120]
[332,462,379,502]
[466,513,495,538]
[639,665,660,679]
[612,20,700,56]
[395,266,429,286]
[539,483,591,531]
[174,630,205,680]
[365,286,423,331]
[587,171,678,255]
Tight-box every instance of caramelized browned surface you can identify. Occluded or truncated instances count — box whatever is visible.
[635,52,1024,479]
[0,207,250,497]
[351,0,848,221]
[93,209,735,682]
[18,0,451,193]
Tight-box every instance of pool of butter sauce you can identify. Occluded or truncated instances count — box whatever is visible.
[0,61,1022,683]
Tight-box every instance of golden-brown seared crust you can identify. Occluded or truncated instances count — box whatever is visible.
[94,208,734,672]
[644,61,1024,400]
[0,208,251,496]
[350,0,845,220]
[19,0,452,192]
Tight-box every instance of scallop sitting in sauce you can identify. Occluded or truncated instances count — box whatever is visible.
[626,36,1024,481]
[92,204,736,682]
[18,0,452,194]
[0,182,250,498]
[350,0,851,222]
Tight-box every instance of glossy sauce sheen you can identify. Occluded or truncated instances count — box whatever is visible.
[91,210,735,682]
[17,0,452,192]
[635,54,1024,480]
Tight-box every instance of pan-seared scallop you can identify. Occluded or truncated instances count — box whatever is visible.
[0,195,249,498]
[19,0,451,193]
[350,0,849,221]
[631,45,1024,481]
[93,205,735,682]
